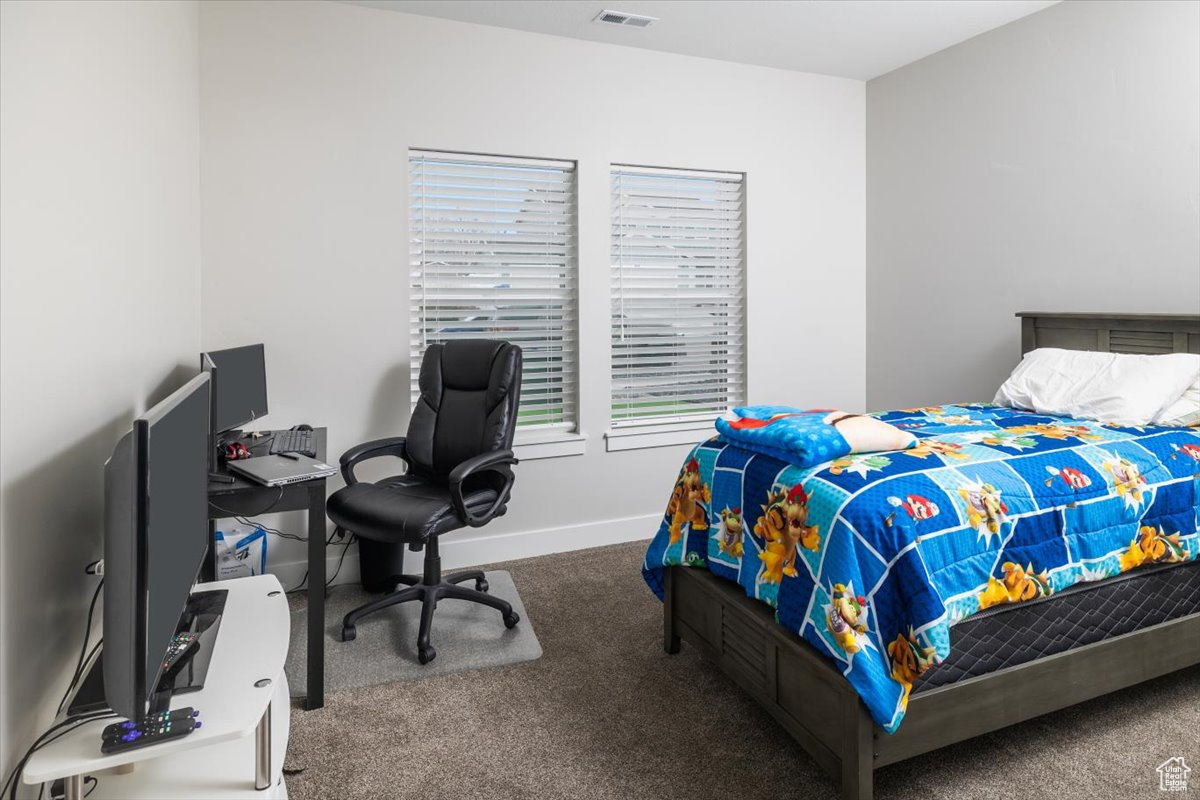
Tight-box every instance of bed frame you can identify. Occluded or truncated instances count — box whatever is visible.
[663,312,1200,800]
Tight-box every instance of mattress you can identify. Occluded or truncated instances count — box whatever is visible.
[913,558,1200,691]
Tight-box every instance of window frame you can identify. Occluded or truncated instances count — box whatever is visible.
[607,164,747,446]
[408,149,583,457]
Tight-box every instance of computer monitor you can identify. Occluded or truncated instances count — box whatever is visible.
[103,374,211,722]
[201,344,267,433]
[201,352,219,473]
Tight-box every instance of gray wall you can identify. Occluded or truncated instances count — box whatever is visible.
[0,1,201,784]
[198,0,865,577]
[866,0,1200,409]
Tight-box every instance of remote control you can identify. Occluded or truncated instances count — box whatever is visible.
[103,707,196,738]
[160,632,200,675]
[100,708,200,754]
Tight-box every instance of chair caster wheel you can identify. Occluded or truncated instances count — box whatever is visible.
[476,579,489,593]
[341,625,356,642]
[418,646,436,665]
[503,611,520,629]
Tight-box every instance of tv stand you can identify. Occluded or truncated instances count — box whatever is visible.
[68,590,228,719]
[25,575,290,799]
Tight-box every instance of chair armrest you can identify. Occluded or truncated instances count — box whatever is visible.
[339,436,409,485]
[448,449,519,527]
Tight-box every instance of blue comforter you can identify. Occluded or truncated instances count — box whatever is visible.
[643,404,1200,732]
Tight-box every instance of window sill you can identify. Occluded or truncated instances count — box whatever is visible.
[513,432,587,461]
[604,421,716,452]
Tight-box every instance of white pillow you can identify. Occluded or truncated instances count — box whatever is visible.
[1155,379,1200,426]
[993,348,1200,426]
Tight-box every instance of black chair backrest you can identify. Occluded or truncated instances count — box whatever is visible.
[406,340,522,483]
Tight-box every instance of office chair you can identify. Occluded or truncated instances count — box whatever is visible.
[326,340,522,664]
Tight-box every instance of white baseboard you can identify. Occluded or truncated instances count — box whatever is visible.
[267,512,659,590]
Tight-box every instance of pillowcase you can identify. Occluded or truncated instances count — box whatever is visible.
[994,348,1200,426]
[1155,379,1200,426]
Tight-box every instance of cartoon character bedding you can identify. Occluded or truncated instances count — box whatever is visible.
[643,404,1200,733]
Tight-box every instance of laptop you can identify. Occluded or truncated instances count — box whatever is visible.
[227,454,337,487]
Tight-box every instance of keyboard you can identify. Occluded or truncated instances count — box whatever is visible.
[269,429,317,457]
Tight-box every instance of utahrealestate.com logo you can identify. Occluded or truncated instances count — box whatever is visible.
[1157,757,1191,792]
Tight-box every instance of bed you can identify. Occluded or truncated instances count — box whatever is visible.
[646,312,1200,800]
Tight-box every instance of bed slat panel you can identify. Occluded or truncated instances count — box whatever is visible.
[1108,329,1174,354]
[1017,312,1200,356]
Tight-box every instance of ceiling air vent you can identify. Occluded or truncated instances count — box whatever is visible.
[594,9,658,28]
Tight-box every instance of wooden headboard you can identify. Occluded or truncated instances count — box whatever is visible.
[1017,312,1200,356]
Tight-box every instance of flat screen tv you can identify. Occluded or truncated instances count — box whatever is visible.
[103,373,210,721]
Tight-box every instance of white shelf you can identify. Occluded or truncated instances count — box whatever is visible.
[24,574,291,794]
[82,678,290,799]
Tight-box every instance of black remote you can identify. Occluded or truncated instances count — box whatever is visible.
[160,632,200,676]
[103,707,195,739]
[100,708,200,754]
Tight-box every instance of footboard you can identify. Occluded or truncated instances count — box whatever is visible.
[663,566,874,799]
[663,565,1200,800]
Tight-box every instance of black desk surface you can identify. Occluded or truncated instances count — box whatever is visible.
[208,427,329,497]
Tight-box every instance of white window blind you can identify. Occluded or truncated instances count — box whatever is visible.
[611,166,746,425]
[410,151,578,431]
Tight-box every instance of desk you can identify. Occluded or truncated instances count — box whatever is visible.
[207,428,327,711]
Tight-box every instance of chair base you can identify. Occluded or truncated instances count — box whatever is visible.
[339,538,519,665]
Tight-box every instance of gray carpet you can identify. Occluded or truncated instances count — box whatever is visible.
[285,541,1200,800]
[285,571,539,694]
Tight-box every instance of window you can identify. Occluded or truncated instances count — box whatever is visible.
[610,166,746,426]
[410,151,578,433]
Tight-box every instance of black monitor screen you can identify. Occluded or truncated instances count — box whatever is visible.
[103,373,210,721]
[205,344,267,432]
[143,377,211,696]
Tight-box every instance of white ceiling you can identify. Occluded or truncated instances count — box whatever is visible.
[342,0,1059,81]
